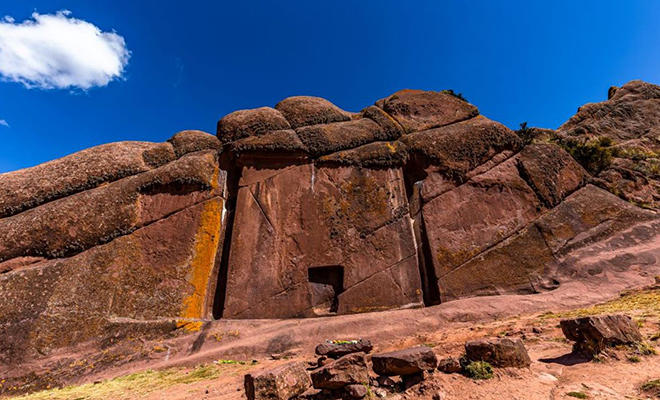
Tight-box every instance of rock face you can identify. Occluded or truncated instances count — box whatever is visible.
[560,315,643,354]
[244,361,312,400]
[0,135,227,365]
[371,347,439,376]
[557,80,660,209]
[464,338,532,368]
[1,81,660,379]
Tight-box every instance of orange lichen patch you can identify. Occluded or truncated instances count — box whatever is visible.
[212,330,241,342]
[210,165,220,192]
[179,198,223,321]
[386,142,398,153]
[176,320,204,332]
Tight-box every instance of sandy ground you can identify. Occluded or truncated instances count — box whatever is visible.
[123,308,660,400]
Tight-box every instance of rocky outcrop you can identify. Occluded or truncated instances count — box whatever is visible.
[0,133,227,365]
[1,81,659,376]
[557,80,660,209]
[560,314,644,354]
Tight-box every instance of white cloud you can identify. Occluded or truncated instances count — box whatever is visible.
[0,119,8,128]
[0,10,130,90]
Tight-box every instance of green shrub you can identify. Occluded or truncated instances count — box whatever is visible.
[516,122,535,144]
[441,89,468,102]
[567,391,588,399]
[641,379,660,397]
[634,341,657,356]
[560,137,614,175]
[464,361,493,380]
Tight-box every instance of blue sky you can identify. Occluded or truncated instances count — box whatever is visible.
[1,1,660,173]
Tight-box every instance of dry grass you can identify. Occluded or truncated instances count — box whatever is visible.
[538,287,660,321]
[10,362,253,400]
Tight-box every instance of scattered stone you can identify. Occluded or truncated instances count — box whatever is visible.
[345,384,368,398]
[311,352,369,390]
[371,347,438,376]
[464,338,532,368]
[315,339,374,359]
[374,388,388,398]
[244,361,311,400]
[437,356,462,374]
[560,314,643,354]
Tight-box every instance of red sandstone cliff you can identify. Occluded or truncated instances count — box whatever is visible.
[0,81,659,394]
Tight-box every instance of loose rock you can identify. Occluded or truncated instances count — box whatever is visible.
[464,338,532,368]
[311,352,369,390]
[315,339,373,359]
[244,361,312,400]
[437,356,462,374]
[560,314,643,354]
[345,384,368,398]
[371,347,438,376]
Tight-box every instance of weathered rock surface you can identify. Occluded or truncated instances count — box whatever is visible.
[310,352,369,389]
[0,150,222,263]
[296,118,398,157]
[0,197,225,363]
[315,340,373,359]
[464,338,532,368]
[0,141,175,218]
[371,347,438,376]
[558,80,660,209]
[217,107,291,143]
[316,141,409,168]
[275,96,353,129]
[228,129,308,159]
[437,356,462,374]
[516,143,589,207]
[560,314,643,354]
[244,361,312,400]
[221,164,422,319]
[377,89,479,133]
[400,115,522,182]
[345,383,369,398]
[168,130,221,157]
[2,82,660,389]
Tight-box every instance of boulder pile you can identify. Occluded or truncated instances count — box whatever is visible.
[247,337,534,399]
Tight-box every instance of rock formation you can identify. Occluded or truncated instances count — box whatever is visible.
[1,80,659,374]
